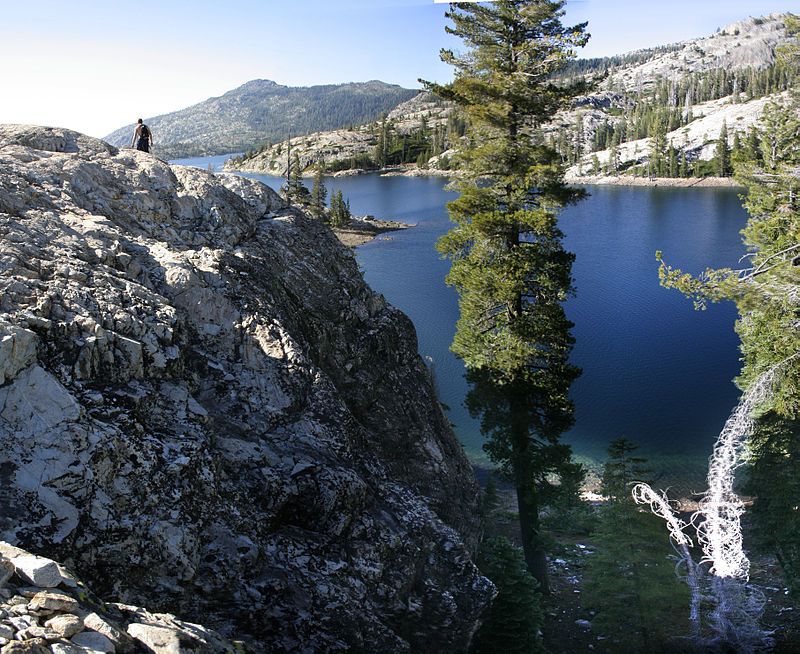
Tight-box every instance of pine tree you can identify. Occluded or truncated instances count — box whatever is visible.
[374,113,389,167]
[601,437,650,502]
[744,126,762,164]
[716,119,731,177]
[744,413,800,600]
[658,87,800,598]
[483,472,500,518]
[470,536,545,654]
[608,142,619,173]
[541,459,595,534]
[423,0,587,591]
[329,189,350,228]
[732,130,742,157]
[648,120,667,177]
[667,141,678,178]
[584,439,689,651]
[310,161,327,221]
[287,152,311,205]
[329,189,341,225]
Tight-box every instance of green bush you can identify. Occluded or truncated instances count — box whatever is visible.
[470,536,545,654]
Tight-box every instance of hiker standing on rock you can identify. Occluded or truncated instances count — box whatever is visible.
[131,118,153,152]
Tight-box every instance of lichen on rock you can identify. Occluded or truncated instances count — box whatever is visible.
[0,124,492,651]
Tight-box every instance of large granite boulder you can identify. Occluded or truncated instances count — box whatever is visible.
[0,125,492,651]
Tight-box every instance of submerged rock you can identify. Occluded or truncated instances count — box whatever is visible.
[0,125,492,651]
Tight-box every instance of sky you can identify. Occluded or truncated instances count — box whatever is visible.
[1,0,795,138]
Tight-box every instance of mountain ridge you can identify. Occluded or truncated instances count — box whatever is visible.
[103,79,417,159]
[224,12,797,182]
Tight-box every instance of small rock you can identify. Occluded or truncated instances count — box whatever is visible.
[575,619,592,628]
[0,638,49,654]
[0,626,12,640]
[0,560,14,589]
[127,623,180,653]
[70,631,114,653]
[50,643,89,654]
[45,615,83,638]
[11,557,63,588]
[80,614,128,650]
[17,589,43,599]
[29,591,78,612]
[15,626,61,641]
[8,615,36,631]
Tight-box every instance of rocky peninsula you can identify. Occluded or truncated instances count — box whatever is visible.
[0,125,492,651]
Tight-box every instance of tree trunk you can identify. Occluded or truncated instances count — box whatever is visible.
[514,476,549,593]
[509,377,549,593]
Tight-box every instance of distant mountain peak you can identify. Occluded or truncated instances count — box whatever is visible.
[102,79,417,159]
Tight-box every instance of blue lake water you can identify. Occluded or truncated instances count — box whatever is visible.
[172,156,748,477]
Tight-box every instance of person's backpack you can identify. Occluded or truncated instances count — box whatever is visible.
[140,124,150,139]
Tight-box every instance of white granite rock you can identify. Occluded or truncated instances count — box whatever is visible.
[0,124,490,652]
[9,556,63,589]
[0,325,37,385]
[70,631,115,653]
[44,613,84,638]
[126,623,180,653]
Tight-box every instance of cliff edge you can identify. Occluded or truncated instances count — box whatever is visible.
[0,125,491,651]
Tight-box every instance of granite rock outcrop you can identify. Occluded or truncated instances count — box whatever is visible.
[0,541,237,653]
[0,124,492,651]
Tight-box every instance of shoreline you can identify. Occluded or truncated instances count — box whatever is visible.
[224,160,743,189]
[565,173,745,188]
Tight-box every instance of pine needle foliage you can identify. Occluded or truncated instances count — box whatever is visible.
[470,536,545,654]
[423,0,588,591]
[584,440,689,652]
[655,19,800,603]
[310,161,327,221]
[287,152,311,205]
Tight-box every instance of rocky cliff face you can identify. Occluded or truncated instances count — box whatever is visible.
[0,125,491,651]
[610,13,791,91]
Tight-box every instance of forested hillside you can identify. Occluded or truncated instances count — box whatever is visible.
[550,13,797,179]
[224,91,463,176]
[226,13,797,183]
[103,79,417,159]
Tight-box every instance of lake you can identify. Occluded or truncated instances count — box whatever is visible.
[172,156,748,482]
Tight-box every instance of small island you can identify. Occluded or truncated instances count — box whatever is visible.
[333,215,414,247]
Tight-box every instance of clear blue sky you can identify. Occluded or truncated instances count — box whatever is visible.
[1,1,794,138]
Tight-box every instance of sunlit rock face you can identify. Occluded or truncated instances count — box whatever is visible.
[0,125,491,651]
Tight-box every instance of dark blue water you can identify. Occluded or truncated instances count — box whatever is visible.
[172,156,747,473]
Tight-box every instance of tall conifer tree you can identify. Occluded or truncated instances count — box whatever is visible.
[288,152,311,205]
[423,0,587,590]
[310,161,327,221]
[584,439,689,650]
[716,119,731,177]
